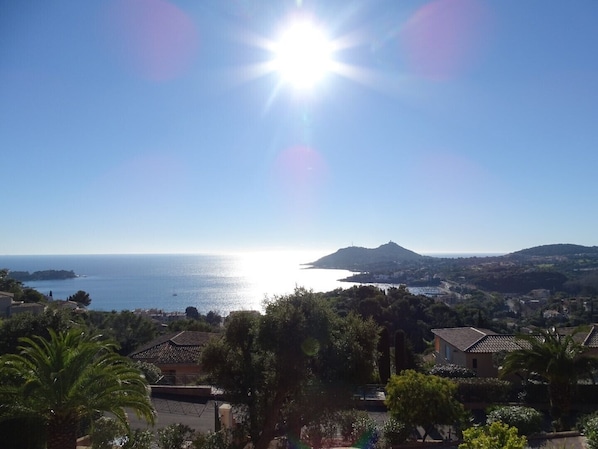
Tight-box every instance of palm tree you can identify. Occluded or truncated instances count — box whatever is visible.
[500,327,598,430]
[0,328,155,449]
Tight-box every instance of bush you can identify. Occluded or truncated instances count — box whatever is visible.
[429,364,476,378]
[302,412,338,449]
[338,409,368,442]
[192,429,233,449]
[134,361,163,384]
[486,406,543,436]
[91,416,127,449]
[455,378,512,403]
[336,409,379,449]
[157,423,195,449]
[352,414,380,449]
[381,417,410,447]
[459,422,527,449]
[578,413,598,449]
[122,429,154,449]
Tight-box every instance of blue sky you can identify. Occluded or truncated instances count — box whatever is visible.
[2,0,597,256]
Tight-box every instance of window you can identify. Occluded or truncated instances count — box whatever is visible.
[472,358,478,369]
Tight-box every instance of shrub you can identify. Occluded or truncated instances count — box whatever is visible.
[430,364,476,378]
[381,417,410,447]
[455,378,512,403]
[351,414,380,449]
[302,412,339,449]
[157,423,195,449]
[192,429,233,449]
[459,422,527,449]
[303,421,325,449]
[122,429,154,449]
[338,409,369,442]
[486,406,543,436]
[578,413,598,449]
[91,416,127,449]
[386,370,464,442]
[134,361,163,384]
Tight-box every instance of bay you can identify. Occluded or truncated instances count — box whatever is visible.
[0,252,354,315]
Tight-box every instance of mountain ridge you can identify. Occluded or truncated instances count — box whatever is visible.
[309,242,598,271]
[309,241,425,270]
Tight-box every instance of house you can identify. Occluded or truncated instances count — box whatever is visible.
[129,331,215,385]
[0,291,45,317]
[432,327,522,377]
[432,325,598,378]
[0,291,14,317]
[9,301,45,316]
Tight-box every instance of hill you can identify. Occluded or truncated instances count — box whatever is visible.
[309,242,424,270]
[510,244,598,257]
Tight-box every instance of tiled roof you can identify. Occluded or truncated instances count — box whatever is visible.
[582,326,598,347]
[129,331,216,365]
[433,325,598,354]
[467,334,525,353]
[431,327,497,351]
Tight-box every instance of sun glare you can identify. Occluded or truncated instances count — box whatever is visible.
[272,21,333,89]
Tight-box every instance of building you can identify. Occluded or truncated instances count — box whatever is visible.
[129,331,215,385]
[432,327,521,377]
[0,291,45,317]
[432,325,598,378]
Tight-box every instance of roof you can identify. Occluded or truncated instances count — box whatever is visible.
[433,325,598,354]
[129,331,216,365]
[432,327,497,351]
[582,325,598,347]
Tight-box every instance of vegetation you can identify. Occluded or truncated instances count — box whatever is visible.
[0,308,74,354]
[500,327,598,429]
[430,363,477,378]
[0,329,155,449]
[83,310,158,355]
[67,289,91,306]
[385,370,466,441]
[454,378,513,404]
[4,242,598,446]
[157,423,195,449]
[200,288,380,449]
[578,413,598,449]
[486,406,543,436]
[7,269,77,281]
[459,421,527,449]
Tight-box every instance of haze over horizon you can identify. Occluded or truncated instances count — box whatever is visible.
[2,1,597,256]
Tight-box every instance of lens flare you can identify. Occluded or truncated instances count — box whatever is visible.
[104,0,198,81]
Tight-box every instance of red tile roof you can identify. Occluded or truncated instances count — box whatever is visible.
[129,331,216,365]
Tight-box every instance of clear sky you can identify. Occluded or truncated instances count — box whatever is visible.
[2,0,597,256]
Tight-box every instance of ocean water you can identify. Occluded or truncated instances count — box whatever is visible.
[0,252,354,314]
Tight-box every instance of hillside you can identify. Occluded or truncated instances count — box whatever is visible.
[309,241,424,270]
[510,244,598,257]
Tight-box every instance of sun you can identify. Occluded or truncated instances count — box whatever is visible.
[272,21,333,90]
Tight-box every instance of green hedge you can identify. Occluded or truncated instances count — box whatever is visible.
[455,378,512,404]
[524,382,598,406]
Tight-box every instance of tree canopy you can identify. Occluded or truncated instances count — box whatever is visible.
[67,290,91,306]
[200,288,380,449]
[385,370,466,441]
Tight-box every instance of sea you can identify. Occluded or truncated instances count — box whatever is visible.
[0,252,356,315]
[0,252,504,315]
